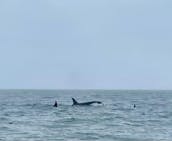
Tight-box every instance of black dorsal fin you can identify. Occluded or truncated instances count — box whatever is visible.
[72,98,78,105]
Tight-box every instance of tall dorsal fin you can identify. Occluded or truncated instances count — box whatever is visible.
[72,98,78,105]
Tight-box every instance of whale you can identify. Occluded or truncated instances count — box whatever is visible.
[53,100,58,107]
[72,98,102,106]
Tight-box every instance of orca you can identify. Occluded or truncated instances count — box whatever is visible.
[72,98,102,106]
[53,100,58,107]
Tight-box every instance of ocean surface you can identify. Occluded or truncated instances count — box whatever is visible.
[0,90,172,141]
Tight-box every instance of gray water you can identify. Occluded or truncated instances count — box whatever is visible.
[0,90,172,141]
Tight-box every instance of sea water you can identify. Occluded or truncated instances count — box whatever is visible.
[0,90,172,141]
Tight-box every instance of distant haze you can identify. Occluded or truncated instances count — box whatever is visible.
[0,0,172,89]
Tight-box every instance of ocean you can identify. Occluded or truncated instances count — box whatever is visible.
[0,90,172,141]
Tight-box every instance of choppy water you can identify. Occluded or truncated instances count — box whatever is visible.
[0,90,172,141]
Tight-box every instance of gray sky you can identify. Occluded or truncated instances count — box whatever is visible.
[0,0,172,89]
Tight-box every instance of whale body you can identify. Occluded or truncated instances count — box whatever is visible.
[72,98,102,106]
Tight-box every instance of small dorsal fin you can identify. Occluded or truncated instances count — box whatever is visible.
[53,100,58,107]
[72,98,78,105]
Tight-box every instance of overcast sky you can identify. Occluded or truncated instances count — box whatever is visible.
[0,0,172,89]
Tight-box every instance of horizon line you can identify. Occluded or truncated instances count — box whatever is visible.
[0,88,172,91]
